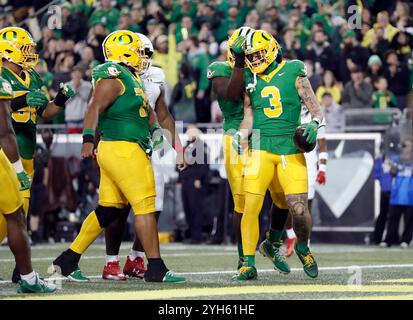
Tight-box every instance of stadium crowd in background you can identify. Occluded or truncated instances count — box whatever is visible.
[1,0,412,127]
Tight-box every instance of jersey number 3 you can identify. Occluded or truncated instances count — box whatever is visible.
[261,86,283,118]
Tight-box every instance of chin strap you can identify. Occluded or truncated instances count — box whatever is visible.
[246,72,257,93]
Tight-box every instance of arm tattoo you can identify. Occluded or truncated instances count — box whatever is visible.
[286,193,311,243]
[296,77,323,122]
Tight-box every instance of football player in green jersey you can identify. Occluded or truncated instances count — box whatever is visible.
[53,30,185,283]
[0,74,55,293]
[0,26,75,283]
[207,27,290,275]
[232,30,323,280]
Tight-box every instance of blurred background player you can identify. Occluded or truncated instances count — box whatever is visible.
[284,105,328,257]
[0,72,55,294]
[52,30,185,283]
[206,27,250,270]
[0,26,75,283]
[233,30,323,281]
[101,33,186,280]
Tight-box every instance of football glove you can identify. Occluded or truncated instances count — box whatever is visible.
[17,171,31,191]
[54,83,75,107]
[150,123,164,151]
[302,120,319,144]
[26,90,49,108]
[232,36,246,68]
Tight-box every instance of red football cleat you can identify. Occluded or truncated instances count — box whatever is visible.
[123,256,146,278]
[102,261,128,281]
[285,237,297,257]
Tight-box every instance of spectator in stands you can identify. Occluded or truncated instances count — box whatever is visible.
[304,59,321,92]
[389,31,412,63]
[89,0,120,33]
[75,46,97,75]
[34,59,53,91]
[281,28,303,61]
[184,36,211,123]
[65,67,92,134]
[305,30,336,75]
[362,11,398,48]
[152,23,182,103]
[384,50,411,109]
[316,70,342,104]
[372,77,398,109]
[339,30,370,83]
[365,55,384,84]
[87,21,107,63]
[176,16,198,44]
[320,92,343,132]
[61,1,88,42]
[342,67,373,109]
[368,26,390,59]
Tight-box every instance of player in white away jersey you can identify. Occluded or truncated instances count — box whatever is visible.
[285,106,328,257]
[101,33,186,280]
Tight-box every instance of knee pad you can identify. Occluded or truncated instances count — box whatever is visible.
[95,205,127,228]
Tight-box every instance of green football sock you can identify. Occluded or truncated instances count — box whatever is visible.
[237,242,244,259]
[268,229,284,245]
[295,242,309,253]
[243,255,255,267]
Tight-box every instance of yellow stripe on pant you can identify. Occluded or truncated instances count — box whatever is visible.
[241,150,308,256]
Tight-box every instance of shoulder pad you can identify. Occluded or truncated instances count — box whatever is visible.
[207,61,231,80]
[0,77,13,99]
[287,59,307,78]
[92,62,124,82]
[148,66,165,85]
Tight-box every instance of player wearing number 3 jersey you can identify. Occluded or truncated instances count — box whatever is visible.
[233,30,323,280]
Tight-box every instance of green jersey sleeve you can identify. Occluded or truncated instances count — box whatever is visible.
[207,61,232,80]
[288,59,308,78]
[92,62,125,87]
[0,77,13,99]
[29,69,45,89]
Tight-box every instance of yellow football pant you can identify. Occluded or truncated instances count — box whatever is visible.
[223,135,245,213]
[69,141,156,255]
[0,151,24,243]
[242,150,308,256]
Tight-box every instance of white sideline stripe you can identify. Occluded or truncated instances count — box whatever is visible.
[2,263,413,285]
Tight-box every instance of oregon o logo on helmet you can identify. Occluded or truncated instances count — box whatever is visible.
[118,34,133,44]
[2,30,17,41]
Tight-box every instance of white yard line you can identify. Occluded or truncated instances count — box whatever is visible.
[1,263,413,285]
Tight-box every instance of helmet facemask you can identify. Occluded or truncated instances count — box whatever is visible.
[245,49,269,74]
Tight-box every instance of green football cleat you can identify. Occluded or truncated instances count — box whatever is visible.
[232,266,257,281]
[67,268,90,282]
[162,271,186,283]
[259,239,291,274]
[17,275,56,294]
[295,244,318,278]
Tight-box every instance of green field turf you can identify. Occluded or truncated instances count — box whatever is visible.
[1,243,413,300]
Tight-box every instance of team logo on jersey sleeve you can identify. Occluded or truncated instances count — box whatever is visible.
[207,70,215,79]
[106,66,121,77]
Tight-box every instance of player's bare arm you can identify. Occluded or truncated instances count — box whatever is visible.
[0,99,20,163]
[81,78,122,158]
[318,138,327,165]
[211,73,244,101]
[154,88,186,170]
[296,76,323,122]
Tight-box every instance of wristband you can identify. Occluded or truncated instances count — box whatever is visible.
[319,163,327,172]
[11,95,28,111]
[12,159,24,173]
[150,123,162,134]
[53,90,70,107]
[82,129,95,137]
[319,152,328,161]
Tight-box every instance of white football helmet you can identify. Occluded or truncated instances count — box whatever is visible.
[136,33,154,73]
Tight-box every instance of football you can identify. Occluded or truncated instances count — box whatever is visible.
[293,126,316,153]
